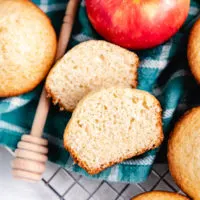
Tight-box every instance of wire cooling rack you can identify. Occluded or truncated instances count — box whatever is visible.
[41,163,185,200]
[2,146,185,200]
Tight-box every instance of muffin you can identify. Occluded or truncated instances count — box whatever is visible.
[188,18,200,84]
[132,191,189,200]
[0,0,57,97]
[168,107,200,199]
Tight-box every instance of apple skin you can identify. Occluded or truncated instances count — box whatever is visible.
[86,0,190,49]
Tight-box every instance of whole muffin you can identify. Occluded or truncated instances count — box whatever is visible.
[188,18,200,84]
[132,191,189,200]
[0,0,57,97]
[168,107,200,199]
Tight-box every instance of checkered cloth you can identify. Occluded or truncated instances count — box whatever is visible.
[0,0,200,183]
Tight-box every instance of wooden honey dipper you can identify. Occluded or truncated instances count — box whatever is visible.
[11,0,80,182]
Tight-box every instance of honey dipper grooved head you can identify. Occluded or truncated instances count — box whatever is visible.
[12,135,48,182]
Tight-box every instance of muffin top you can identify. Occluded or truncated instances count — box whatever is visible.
[168,107,200,199]
[188,18,200,84]
[132,191,189,200]
[0,0,57,97]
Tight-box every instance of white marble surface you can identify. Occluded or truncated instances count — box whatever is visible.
[0,147,184,200]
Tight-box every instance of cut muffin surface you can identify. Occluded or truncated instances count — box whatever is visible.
[46,40,139,111]
[64,87,163,174]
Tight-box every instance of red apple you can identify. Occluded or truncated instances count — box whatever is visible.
[86,0,190,49]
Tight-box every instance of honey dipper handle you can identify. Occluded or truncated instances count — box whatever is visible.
[56,0,80,60]
[30,0,80,137]
[30,88,49,137]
